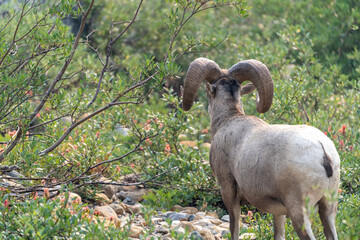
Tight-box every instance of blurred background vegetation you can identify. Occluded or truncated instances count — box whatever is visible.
[0,0,359,239]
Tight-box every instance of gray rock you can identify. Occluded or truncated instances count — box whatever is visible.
[155,226,169,235]
[188,214,195,221]
[123,197,136,205]
[169,213,190,221]
[221,214,230,222]
[162,212,175,220]
[116,190,128,200]
[190,231,204,240]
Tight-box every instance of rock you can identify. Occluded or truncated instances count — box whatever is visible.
[95,193,111,205]
[174,226,186,234]
[191,231,205,240]
[129,225,143,238]
[239,233,256,239]
[198,229,215,240]
[116,191,128,200]
[196,211,206,216]
[206,212,219,218]
[188,214,195,221]
[208,218,223,225]
[168,213,190,221]
[116,188,152,202]
[94,205,118,219]
[219,222,230,229]
[123,196,136,205]
[193,218,212,227]
[151,217,163,224]
[103,184,119,199]
[221,214,230,222]
[169,220,181,227]
[171,205,198,214]
[180,222,196,232]
[109,203,125,215]
[155,226,169,234]
[124,203,142,214]
[97,177,120,199]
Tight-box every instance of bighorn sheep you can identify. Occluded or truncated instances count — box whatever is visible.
[182,58,340,240]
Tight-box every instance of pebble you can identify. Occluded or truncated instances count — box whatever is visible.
[221,214,230,222]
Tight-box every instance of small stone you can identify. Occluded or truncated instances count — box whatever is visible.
[221,214,230,222]
[188,214,195,221]
[100,180,119,199]
[116,191,128,200]
[208,218,222,225]
[163,212,175,219]
[123,196,136,205]
[151,217,163,224]
[239,233,256,239]
[94,205,118,219]
[169,213,190,221]
[124,203,142,214]
[219,222,230,229]
[174,226,186,234]
[155,226,169,234]
[129,225,143,238]
[109,203,125,215]
[180,222,196,232]
[196,211,206,216]
[193,218,212,227]
[183,207,198,214]
[198,229,215,240]
[190,231,205,240]
[170,205,183,211]
[206,212,219,218]
[193,214,205,221]
[170,220,181,226]
[95,193,111,205]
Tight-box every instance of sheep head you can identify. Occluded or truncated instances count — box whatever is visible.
[182,58,274,113]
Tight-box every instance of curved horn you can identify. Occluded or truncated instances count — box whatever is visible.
[182,58,222,111]
[229,60,274,113]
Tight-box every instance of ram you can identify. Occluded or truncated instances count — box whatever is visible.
[182,58,340,240]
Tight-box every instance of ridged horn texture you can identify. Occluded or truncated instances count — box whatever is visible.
[182,58,222,111]
[229,60,274,113]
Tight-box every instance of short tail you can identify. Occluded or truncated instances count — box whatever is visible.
[320,142,333,178]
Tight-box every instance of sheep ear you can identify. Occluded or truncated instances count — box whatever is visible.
[206,82,216,97]
[241,83,256,96]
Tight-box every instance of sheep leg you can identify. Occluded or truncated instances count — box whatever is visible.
[318,197,338,240]
[273,215,286,240]
[288,207,316,240]
[220,186,241,240]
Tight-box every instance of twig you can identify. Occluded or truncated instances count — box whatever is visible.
[86,0,144,108]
